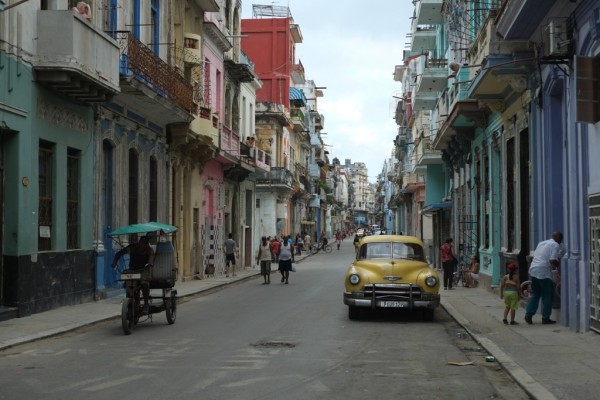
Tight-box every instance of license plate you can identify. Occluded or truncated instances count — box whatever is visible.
[379,301,407,308]
[120,273,142,280]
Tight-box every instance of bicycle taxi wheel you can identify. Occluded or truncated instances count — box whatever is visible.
[324,244,333,253]
[121,298,135,335]
[310,245,319,255]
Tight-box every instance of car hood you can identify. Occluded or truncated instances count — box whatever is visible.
[350,259,432,281]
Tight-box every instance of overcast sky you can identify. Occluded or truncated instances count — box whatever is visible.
[241,1,413,183]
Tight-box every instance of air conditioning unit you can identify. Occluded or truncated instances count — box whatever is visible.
[545,20,570,57]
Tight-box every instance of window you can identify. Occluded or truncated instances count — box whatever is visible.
[67,148,80,249]
[149,157,158,222]
[39,140,54,251]
[128,149,139,225]
[151,0,159,55]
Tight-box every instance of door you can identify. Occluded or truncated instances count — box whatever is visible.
[102,140,117,288]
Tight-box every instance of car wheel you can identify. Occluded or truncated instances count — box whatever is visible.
[348,306,360,320]
[422,309,435,322]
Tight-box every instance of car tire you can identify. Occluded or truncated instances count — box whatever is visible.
[422,309,435,322]
[348,306,360,320]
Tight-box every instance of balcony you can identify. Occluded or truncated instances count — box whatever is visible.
[117,32,194,124]
[240,142,271,173]
[312,111,324,129]
[467,18,533,107]
[402,173,425,194]
[412,91,438,112]
[224,51,255,83]
[194,0,219,11]
[190,107,219,146]
[412,56,448,111]
[411,25,436,52]
[414,0,444,25]
[34,11,120,103]
[415,138,442,166]
[169,124,217,166]
[256,167,294,191]
[415,57,448,94]
[290,108,307,132]
[496,0,557,40]
[213,124,241,165]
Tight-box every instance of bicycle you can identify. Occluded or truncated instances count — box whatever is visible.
[520,268,561,305]
[452,265,468,287]
[310,240,333,254]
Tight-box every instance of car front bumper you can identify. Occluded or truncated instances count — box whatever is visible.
[343,285,440,310]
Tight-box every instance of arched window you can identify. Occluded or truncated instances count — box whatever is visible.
[128,149,139,225]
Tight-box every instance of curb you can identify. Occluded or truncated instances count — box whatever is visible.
[441,300,558,400]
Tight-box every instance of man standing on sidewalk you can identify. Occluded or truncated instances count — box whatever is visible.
[223,233,237,277]
[525,231,563,325]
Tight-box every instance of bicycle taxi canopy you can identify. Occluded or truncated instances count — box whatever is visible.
[108,221,178,236]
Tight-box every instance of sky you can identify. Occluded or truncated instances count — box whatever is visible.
[241,1,413,183]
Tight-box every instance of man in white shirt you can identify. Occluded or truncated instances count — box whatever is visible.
[525,231,563,325]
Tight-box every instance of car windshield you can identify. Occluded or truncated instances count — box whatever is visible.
[358,241,425,261]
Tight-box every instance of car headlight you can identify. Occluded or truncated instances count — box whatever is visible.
[425,276,438,288]
[349,274,360,285]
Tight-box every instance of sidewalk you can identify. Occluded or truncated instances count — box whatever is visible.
[441,284,600,400]
[0,251,310,351]
[1,255,598,399]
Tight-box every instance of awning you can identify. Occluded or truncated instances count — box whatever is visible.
[289,87,306,105]
[421,202,453,215]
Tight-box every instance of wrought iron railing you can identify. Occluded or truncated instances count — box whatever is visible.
[117,32,194,113]
[256,167,294,186]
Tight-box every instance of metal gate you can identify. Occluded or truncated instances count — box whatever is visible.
[458,214,478,269]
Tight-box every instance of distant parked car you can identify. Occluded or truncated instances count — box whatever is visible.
[343,235,441,321]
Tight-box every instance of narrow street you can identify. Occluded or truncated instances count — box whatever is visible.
[0,240,528,400]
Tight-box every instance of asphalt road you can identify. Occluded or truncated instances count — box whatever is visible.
[0,240,529,400]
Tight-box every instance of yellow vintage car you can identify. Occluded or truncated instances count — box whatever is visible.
[343,235,441,320]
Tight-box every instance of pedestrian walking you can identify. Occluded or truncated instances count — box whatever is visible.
[296,234,303,255]
[278,235,293,284]
[304,232,311,252]
[335,231,342,250]
[440,238,457,290]
[270,236,281,263]
[524,231,563,325]
[500,263,521,325]
[223,233,237,277]
[256,236,272,284]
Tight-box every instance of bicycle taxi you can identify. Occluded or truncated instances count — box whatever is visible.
[109,222,178,335]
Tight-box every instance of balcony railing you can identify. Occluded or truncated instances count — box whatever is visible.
[256,167,294,187]
[240,142,271,172]
[117,32,194,113]
[290,108,307,131]
[220,125,240,155]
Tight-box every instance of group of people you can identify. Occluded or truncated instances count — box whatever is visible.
[439,231,564,326]
[255,235,297,284]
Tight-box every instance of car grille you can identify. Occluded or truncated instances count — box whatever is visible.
[363,283,425,300]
